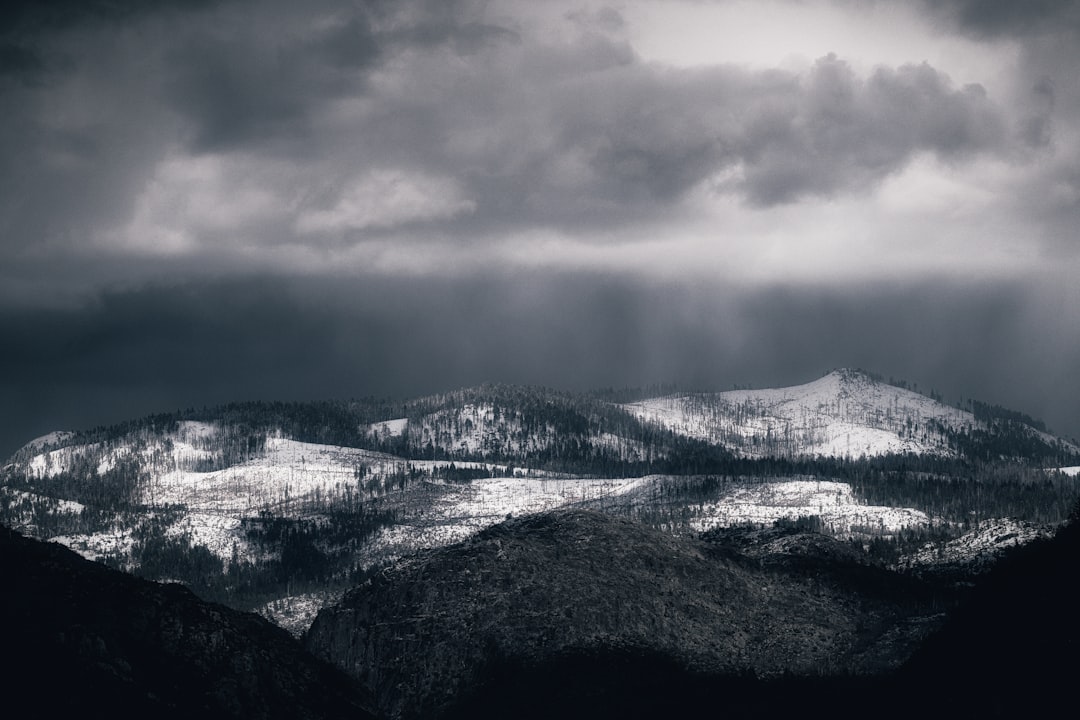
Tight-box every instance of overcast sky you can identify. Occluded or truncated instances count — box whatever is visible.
[2,0,1079,455]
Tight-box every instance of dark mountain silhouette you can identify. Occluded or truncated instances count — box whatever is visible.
[0,525,377,720]
[898,507,1080,717]
[306,509,943,719]
[307,504,1080,719]
[4,501,1078,719]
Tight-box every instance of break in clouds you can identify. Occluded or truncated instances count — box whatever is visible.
[1,0,1079,452]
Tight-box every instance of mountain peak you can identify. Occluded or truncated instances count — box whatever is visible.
[624,370,973,459]
[828,367,875,383]
[12,430,76,458]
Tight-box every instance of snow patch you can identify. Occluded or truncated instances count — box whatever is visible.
[52,527,136,563]
[359,475,651,564]
[690,479,932,537]
[25,443,101,478]
[369,418,408,438]
[164,511,245,562]
[0,487,85,515]
[898,517,1050,571]
[257,591,344,637]
[177,420,219,441]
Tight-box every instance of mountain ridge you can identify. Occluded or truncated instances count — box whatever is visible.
[305,508,943,719]
[3,368,1077,637]
[623,368,1078,460]
[10,369,1074,466]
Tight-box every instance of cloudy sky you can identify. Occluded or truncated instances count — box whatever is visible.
[2,0,1079,454]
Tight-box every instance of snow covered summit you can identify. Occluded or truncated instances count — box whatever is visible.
[622,369,980,459]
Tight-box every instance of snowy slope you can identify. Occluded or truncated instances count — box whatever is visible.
[369,418,408,438]
[897,518,1052,573]
[369,387,661,464]
[4,376,1073,636]
[623,369,979,459]
[358,474,653,566]
[17,430,76,454]
[4,417,937,563]
[396,401,578,459]
[689,479,932,537]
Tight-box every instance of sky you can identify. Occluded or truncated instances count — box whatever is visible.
[2,0,1079,455]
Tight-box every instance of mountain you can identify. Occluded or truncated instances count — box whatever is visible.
[4,369,1079,717]
[0,525,376,720]
[396,509,1080,720]
[2,369,1077,636]
[895,516,1052,577]
[623,368,1077,460]
[898,509,1080,717]
[305,509,942,720]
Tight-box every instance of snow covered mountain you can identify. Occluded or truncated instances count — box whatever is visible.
[2,369,1078,635]
[623,368,1077,460]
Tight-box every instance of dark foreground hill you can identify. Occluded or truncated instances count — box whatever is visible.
[305,510,944,719]
[0,526,377,720]
[898,510,1080,717]
[5,505,1077,720]
[308,508,1080,720]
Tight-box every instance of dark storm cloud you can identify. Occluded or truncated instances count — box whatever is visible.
[0,43,46,79]
[1018,75,1055,148]
[291,45,1010,231]
[165,28,358,153]
[0,0,227,81]
[1,0,224,31]
[0,0,227,256]
[161,1,517,153]
[389,18,519,55]
[3,275,1079,458]
[377,42,1008,214]
[1,0,1077,460]
[511,54,1002,213]
[733,56,1004,204]
[0,0,1025,277]
[0,0,527,266]
[920,0,1080,38]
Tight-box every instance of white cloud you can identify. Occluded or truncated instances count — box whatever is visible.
[104,153,288,256]
[295,170,475,235]
[619,0,1019,89]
